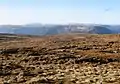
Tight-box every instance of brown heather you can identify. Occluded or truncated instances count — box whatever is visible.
[0,34,120,84]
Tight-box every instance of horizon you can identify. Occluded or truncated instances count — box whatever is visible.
[0,23,120,26]
[0,0,120,25]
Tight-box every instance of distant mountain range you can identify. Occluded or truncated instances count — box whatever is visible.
[0,24,120,35]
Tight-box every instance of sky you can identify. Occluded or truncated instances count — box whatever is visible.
[0,0,120,25]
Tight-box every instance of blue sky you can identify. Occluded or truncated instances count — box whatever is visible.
[0,0,120,25]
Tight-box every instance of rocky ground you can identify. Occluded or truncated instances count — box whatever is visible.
[0,33,120,84]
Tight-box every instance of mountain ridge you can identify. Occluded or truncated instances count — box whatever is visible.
[0,23,120,35]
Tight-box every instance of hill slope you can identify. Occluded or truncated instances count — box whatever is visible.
[0,34,120,83]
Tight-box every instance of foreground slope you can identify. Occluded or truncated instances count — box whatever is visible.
[0,33,120,84]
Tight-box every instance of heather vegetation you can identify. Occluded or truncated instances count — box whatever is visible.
[0,34,120,84]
